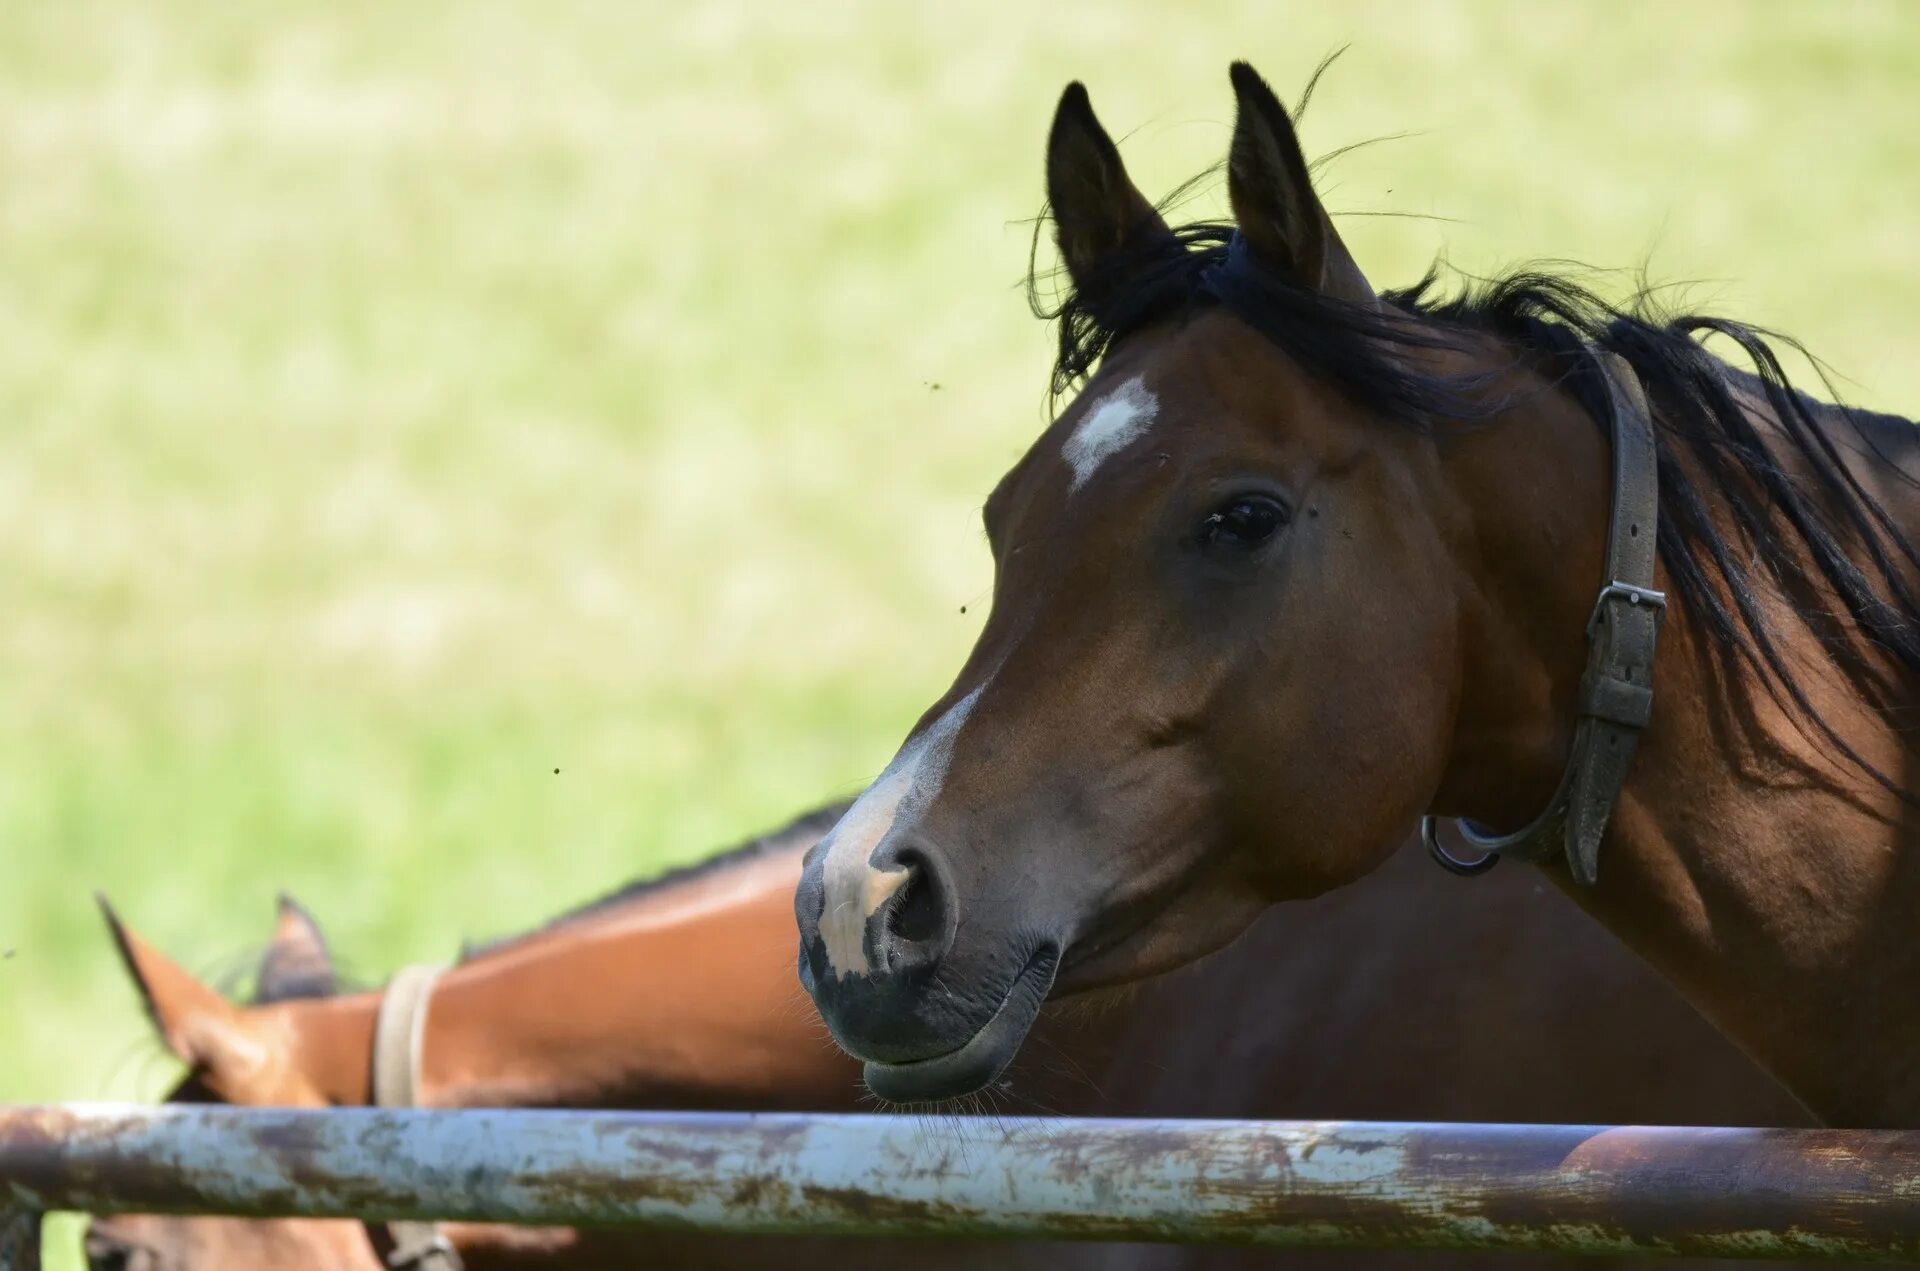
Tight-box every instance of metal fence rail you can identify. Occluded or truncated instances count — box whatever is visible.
[5,1105,1920,1262]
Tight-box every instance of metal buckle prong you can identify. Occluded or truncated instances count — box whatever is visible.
[1587,580,1667,638]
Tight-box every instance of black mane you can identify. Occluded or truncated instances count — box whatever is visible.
[212,803,847,1007]
[1034,216,1920,791]
[460,801,849,960]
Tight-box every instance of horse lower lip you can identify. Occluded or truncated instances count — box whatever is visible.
[860,948,1059,1103]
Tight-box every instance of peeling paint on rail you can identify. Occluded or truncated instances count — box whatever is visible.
[4,1107,1920,1262]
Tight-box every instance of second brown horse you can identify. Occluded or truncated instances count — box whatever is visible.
[87,803,1801,1269]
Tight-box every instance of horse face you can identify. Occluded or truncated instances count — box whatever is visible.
[795,66,1468,1102]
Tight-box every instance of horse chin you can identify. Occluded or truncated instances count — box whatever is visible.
[860,945,1059,1103]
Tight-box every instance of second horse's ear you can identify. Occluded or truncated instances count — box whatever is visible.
[1046,82,1173,295]
[1225,61,1375,306]
[257,893,336,1004]
[100,896,325,1106]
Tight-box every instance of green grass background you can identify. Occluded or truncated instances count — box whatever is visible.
[5,1,1919,1114]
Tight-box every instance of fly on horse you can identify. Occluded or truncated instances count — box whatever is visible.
[85,805,1802,1269]
[794,63,1920,1122]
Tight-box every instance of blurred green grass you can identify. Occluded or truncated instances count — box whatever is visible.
[3,0,1918,1115]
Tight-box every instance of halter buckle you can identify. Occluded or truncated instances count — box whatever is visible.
[1587,580,1666,639]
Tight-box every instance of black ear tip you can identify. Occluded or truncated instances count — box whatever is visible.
[1228,61,1287,114]
[1050,80,1120,168]
[96,894,142,991]
[1053,80,1095,127]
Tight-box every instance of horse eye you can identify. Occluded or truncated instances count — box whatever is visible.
[1197,494,1288,549]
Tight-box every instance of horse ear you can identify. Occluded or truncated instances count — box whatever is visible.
[1046,82,1172,294]
[256,893,335,1004]
[1225,61,1375,305]
[99,896,318,1106]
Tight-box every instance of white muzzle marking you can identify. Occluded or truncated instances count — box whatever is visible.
[816,681,988,979]
[1062,375,1158,493]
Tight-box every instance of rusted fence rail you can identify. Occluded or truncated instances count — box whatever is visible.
[5,1105,1920,1264]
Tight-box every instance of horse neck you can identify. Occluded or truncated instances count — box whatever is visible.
[1438,346,1920,1126]
[280,845,858,1111]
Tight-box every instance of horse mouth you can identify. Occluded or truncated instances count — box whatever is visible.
[860,945,1060,1103]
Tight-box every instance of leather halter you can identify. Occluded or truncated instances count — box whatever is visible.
[372,964,464,1271]
[1421,348,1666,886]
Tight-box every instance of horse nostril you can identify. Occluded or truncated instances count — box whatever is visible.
[887,861,945,946]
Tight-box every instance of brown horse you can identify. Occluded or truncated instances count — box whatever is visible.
[794,63,1920,1122]
[85,805,1804,1270]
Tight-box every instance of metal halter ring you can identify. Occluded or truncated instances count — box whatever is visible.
[1420,816,1502,877]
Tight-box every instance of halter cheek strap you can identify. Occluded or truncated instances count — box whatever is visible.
[372,964,464,1271]
[1422,348,1665,886]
